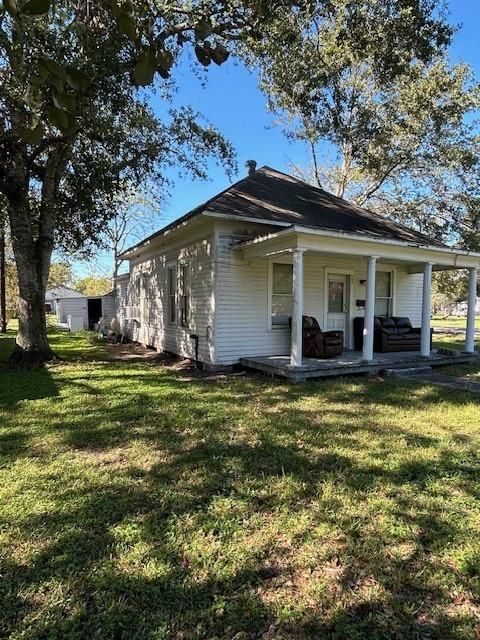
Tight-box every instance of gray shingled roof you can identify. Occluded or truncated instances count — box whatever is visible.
[204,166,446,247]
[123,166,446,256]
[45,287,84,300]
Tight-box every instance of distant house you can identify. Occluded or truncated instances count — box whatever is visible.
[45,287,84,314]
[450,297,480,317]
[115,166,480,372]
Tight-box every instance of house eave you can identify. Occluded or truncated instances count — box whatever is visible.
[234,225,480,267]
[119,210,293,261]
[202,211,292,228]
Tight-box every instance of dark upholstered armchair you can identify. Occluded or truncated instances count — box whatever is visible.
[290,316,344,359]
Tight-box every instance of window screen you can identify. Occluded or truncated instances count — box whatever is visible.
[272,263,293,326]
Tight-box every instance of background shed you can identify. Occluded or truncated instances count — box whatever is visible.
[57,292,115,330]
[45,287,84,314]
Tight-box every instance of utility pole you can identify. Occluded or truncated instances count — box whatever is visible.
[0,222,6,333]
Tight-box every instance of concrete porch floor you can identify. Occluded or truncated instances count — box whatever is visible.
[240,349,479,382]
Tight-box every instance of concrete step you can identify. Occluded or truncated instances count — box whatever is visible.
[383,366,433,377]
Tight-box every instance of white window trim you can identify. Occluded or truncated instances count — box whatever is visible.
[375,268,395,317]
[166,261,177,326]
[179,261,190,328]
[268,258,293,330]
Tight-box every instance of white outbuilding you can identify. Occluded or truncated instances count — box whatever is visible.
[56,292,115,331]
[45,287,84,315]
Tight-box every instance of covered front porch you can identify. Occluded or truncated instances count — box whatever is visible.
[241,348,478,382]
[235,225,480,379]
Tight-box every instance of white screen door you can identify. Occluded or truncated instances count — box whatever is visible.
[327,274,349,337]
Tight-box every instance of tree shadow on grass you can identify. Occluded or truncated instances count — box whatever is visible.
[0,367,59,408]
[0,367,59,460]
[4,430,477,639]
[2,365,480,638]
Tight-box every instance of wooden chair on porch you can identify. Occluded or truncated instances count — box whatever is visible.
[290,316,344,359]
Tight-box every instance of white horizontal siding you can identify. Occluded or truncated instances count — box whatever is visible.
[100,295,115,325]
[115,278,130,329]
[123,234,215,364]
[395,271,423,326]
[117,217,425,366]
[57,297,88,327]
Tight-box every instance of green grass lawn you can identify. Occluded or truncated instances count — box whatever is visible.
[1,329,480,639]
[431,315,480,329]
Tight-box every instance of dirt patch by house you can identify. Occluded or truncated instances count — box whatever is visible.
[105,342,177,363]
[104,341,249,382]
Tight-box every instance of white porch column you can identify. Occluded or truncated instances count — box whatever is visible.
[362,255,378,362]
[421,262,433,357]
[290,248,305,367]
[465,267,477,353]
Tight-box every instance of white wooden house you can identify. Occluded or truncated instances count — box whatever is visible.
[116,166,480,377]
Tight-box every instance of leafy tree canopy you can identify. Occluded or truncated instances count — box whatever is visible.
[47,261,74,289]
[1,0,244,361]
[74,275,112,297]
[252,0,480,247]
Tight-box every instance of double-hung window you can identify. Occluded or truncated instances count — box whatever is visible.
[374,271,392,317]
[271,262,293,327]
[167,265,176,324]
[179,263,190,327]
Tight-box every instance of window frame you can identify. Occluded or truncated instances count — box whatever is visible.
[268,260,293,330]
[374,270,393,317]
[166,263,177,326]
[179,262,190,328]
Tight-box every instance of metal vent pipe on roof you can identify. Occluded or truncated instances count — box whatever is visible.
[245,159,257,175]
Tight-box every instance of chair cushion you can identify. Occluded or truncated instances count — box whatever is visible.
[386,333,419,342]
[378,317,397,334]
[302,315,321,331]
[394,317,413,334]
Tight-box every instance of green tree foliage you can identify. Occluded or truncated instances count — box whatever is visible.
[74,275,112,297]
[47,261,74,289]
[253,0,479,247]
[432,269,480,314]
[0,1,245,362]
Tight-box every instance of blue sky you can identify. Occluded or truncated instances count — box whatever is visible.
[73,0,480,278]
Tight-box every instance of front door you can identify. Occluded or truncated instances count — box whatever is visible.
[327,274,349,340]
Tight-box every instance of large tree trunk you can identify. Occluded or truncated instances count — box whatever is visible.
[7,191,55,365]
[11,248,54,364]
[5,144,70,364]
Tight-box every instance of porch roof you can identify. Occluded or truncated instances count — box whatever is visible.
[234,225,480,270]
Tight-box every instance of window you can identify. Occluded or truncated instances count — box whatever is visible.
[328,280,345,313]
[271,262,293,327]
[375,271,392,317]
[167,265,176,324]
[140,272,149,321]
[179,263,189,327]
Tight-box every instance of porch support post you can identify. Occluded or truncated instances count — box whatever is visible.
[291,248,305,367]
[421,262,433,358]
[362,255,378,362]
[465,267,477,353]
